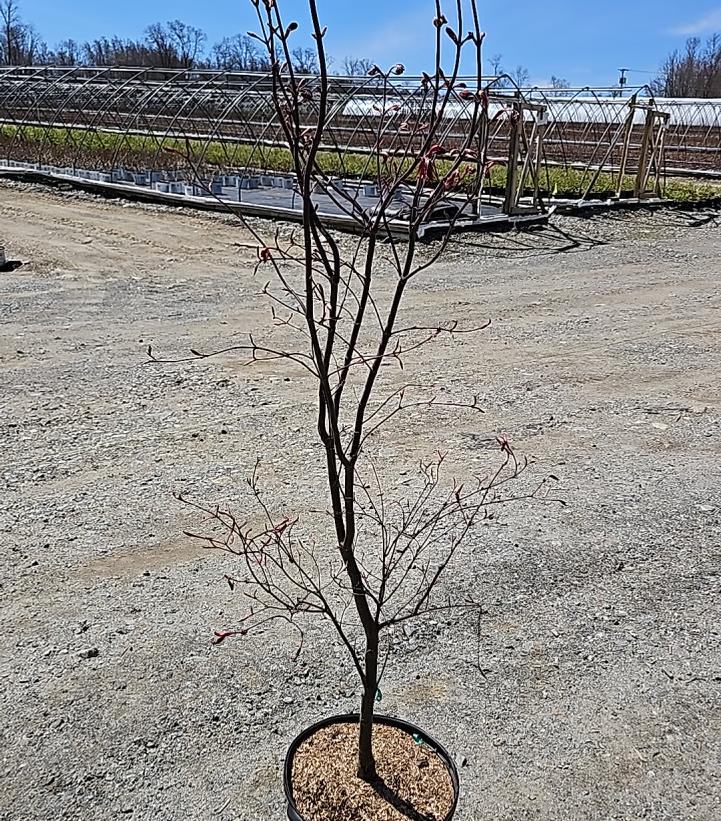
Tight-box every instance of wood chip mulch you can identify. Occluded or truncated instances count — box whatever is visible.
[291,721,456,821]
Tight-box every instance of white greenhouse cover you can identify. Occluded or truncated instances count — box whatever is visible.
[341,96,721,128]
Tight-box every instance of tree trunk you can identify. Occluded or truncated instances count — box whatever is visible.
[357,626,379,782]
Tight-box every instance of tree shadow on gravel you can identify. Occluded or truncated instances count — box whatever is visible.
[448,222,607,259]
[686,211,721,227]
[593,204,721,230]
[661,208,721,229]
[449,202,721,261]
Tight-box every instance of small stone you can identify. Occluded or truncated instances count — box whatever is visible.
[78,647,99,659]
[455,754,468,767]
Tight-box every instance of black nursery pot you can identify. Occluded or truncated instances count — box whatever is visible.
[284,713,460,821]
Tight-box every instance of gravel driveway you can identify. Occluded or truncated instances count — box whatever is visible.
[1,181,720,820]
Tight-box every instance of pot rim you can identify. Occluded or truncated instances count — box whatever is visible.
[283,712,460,821]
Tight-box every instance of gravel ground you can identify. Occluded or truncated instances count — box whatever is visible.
[1,180,720,821]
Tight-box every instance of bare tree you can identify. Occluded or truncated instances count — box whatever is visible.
[291,45,318,73]
[1,0,44,64]
[488,52,504,77]
[144,22,177,67]
[77,21,208,69]
[82,36,153,67]
[0,0,20,64]
[52,38,81,66]
[211,33,270,71]
[167,19,206,68]
[144,20,206,68]
[153,0,559,787]
[550,75,570,90]
[653,34,721,97]
[342,55,374,76]
[509,64,529,87]
[486,53,529,88]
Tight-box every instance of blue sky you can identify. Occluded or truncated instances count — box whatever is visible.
[19,0,721,86]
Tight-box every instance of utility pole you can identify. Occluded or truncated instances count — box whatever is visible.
[617,67,628,97]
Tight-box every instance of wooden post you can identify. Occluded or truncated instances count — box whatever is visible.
[516,120,534,205]
[634,106,655,199]
[473,108,487,218]
[503,100,521,215]
[653,118,668,197]
[643,111,669,198]
[616,97,637,199]
[533,116,546,210]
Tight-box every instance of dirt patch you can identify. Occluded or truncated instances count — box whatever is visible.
[81,537,209,580]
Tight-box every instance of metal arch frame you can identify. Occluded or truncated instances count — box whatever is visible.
[77,67,156,167]
[193,74,278,175]
[17,67,101,161]
[2,66,721,216]
[0,66,45,146]
[0,65,75,157]
[526,88,629,193]
[143,72,238,171]
[37,66,141,167]
[104,69,185,169]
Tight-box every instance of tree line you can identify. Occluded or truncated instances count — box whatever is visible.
[0,0,371,74]
[652,34,721,98]
[2,0,720,94]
